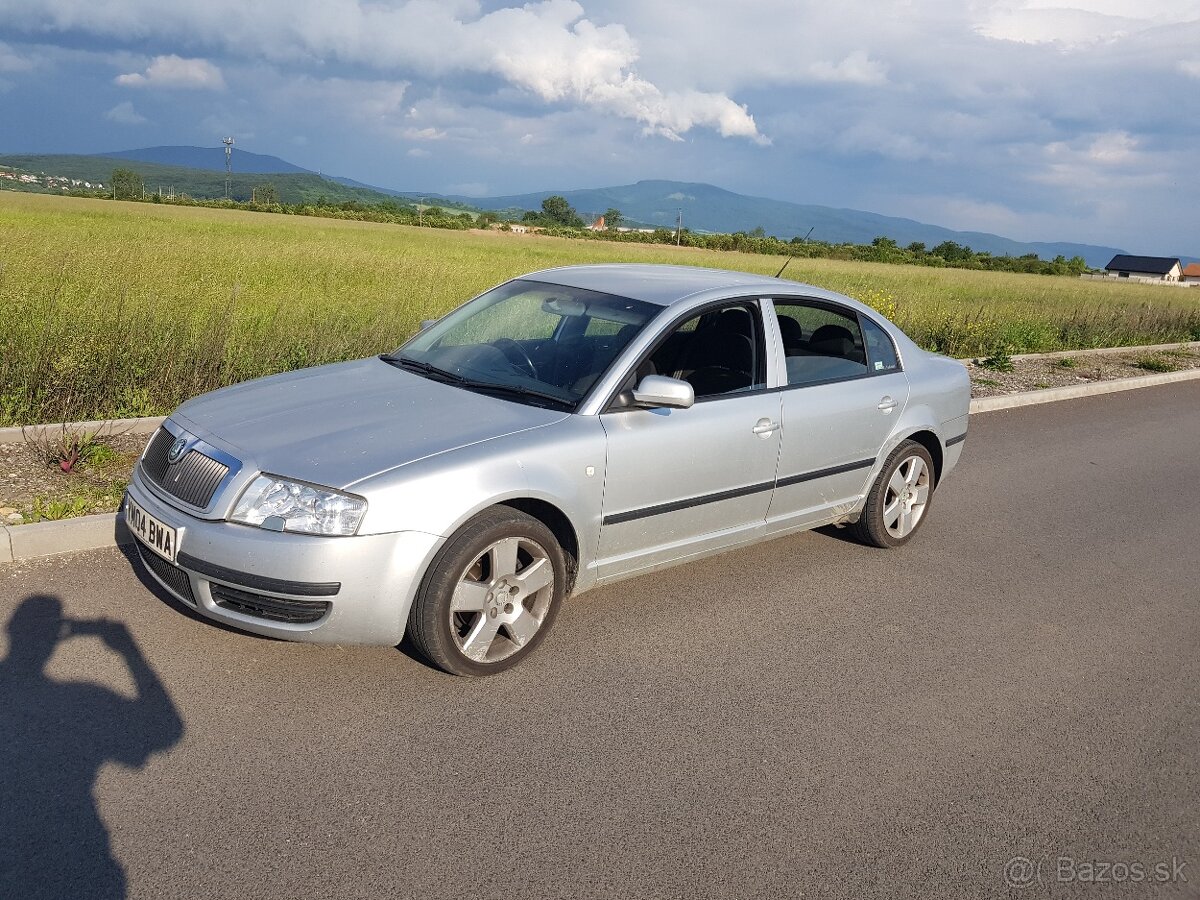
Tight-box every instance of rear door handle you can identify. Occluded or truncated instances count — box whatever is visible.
[877,396,898,412]
[752,418,780,435]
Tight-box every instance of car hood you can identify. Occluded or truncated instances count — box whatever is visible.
[171,357,569,490]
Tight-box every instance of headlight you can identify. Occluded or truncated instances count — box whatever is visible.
[230,475,367,536]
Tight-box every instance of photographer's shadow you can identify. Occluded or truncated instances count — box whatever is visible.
[0,595,184,900]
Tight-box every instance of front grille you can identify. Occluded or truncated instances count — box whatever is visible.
[211,583,331,625]
[136,544,197,606]
[141,428,229,509]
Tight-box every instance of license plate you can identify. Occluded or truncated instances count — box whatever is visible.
[125,496,178,563]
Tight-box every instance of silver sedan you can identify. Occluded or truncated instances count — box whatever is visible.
[123,264,970,675]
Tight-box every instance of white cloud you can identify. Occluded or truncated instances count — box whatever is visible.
[808,51,888,85]
[1031,130,1170,190]
[974,0,1199,45]
[403,126,447,141]
[1180,59,1200,78]
[104,100,146,124]
[6,0,763,141]
[407,147,431,157]
[975,7,1140,45]
[116,54,225,89]
[1084,130,1139,164]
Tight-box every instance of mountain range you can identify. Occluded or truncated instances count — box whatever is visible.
[427,180,1133,267]
[5,144,1174,267]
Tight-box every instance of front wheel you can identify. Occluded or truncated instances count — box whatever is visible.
[408,507,566,676]
[852,440,935,548]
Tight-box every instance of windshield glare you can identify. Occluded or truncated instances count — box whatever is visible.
[395,279,659,407]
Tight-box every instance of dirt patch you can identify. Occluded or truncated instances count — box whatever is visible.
[0,432,146,525]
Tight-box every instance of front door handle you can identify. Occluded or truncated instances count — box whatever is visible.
[877,396,898,412]
[752,418,780,436]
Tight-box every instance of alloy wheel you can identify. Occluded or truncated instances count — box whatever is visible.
[448,536,555,664]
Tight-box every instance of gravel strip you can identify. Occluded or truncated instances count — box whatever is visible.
[967,347,1200,397]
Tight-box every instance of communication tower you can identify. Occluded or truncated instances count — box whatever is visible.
[222,137,235,199]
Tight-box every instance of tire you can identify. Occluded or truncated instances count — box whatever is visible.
[852,440,936,549]
[408,507,566,676]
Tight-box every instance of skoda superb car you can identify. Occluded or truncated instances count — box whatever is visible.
[124,264,970,675]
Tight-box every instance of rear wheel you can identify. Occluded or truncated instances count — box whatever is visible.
[408,508,565,676]
[852,440,935,548]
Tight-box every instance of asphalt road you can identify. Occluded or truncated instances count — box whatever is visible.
[2,382,1199,900]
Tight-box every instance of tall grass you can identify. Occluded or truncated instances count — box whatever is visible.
[3,192,1198,425]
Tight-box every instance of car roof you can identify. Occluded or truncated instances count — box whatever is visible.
[521,263,822,307]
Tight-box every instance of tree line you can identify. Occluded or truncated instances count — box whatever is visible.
[96,171,1089,276]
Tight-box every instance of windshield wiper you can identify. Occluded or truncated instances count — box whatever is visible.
[380,354,573,410]
[456,380,575,410]
[380,354,466,383]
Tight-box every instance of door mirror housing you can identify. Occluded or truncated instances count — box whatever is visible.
[630,375,694,410]
[419,319,437,331]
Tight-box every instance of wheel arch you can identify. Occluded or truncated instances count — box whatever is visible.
[496,498,581,595]
[901,428,943,486]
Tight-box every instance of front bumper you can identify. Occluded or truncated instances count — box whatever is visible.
[124,472,444,646]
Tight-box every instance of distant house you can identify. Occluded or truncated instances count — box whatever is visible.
[1182,263,1200,284]
[1103,255,1183,282]
[586,215,606,231]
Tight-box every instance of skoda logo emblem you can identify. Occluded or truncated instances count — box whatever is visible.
[167,436,188,464]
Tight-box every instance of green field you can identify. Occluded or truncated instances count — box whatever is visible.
[2,192,1198,426]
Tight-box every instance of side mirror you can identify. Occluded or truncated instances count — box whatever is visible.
[419,319,437,331]
[631,375,694,410]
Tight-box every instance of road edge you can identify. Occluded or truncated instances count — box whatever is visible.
[4,366,1200,565]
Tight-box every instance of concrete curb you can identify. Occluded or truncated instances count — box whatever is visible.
[0,416,166,445]
[3,361,1200,565]
[1,513,133,564]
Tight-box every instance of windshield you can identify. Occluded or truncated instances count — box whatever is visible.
[387,279,660,409]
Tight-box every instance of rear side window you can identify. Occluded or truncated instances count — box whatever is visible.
[861,317,901,373]
[774,301,868,386]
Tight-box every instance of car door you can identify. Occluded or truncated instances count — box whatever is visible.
[595,301,782,580]
[765,298,910,534]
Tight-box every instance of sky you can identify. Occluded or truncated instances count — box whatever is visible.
[1,0,1197,253]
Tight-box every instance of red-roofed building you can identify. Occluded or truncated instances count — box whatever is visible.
[1182,263,1200,284]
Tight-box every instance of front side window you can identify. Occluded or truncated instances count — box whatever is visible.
[774,301,869,386]
[642,302,766,399]
[389,279,659,409]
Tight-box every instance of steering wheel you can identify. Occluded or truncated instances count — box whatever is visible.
[491,338,538,379]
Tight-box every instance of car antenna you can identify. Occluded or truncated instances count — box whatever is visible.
[775,227,814,278]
